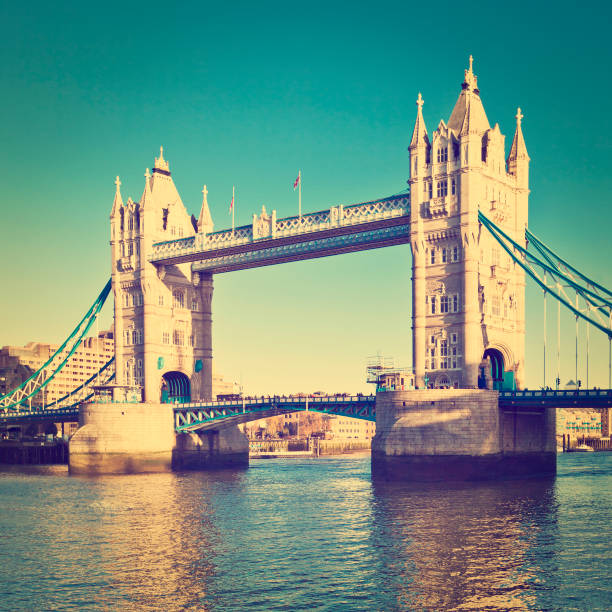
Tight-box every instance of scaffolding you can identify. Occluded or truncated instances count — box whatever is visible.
[366,355,414,392]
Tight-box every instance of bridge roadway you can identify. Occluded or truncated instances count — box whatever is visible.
[2,389,611,431]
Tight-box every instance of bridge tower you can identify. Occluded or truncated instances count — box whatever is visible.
[409,57,529,390]
[109,148,215,403]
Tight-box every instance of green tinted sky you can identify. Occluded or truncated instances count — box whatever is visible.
[1,0,611,393]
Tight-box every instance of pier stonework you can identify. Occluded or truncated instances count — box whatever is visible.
[409,57,529,391]
[372,389,556,480]
[69,401,248,475]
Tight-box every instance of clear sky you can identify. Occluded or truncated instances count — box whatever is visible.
[1,0,611,394]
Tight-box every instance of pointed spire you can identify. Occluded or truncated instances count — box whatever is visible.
[409,92,430,149]
[154,145,170,173]
[140,168,152,209]
[197,184,214,233]
[463,54,478,92]
[508,107,530,164]
[110,175,123,218]
[448,56,490,135]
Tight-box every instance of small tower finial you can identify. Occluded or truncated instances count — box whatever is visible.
[159,145,164,159]
[115,175,121,190]
[469,54,473,73]
[516,107,523,126]
[202,184,208,198]
[154,146,170,172]
[145,168,150,180]
[416,92,424,109]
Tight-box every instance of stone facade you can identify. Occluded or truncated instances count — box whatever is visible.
[409,57,529,390]
[110,150,216,403]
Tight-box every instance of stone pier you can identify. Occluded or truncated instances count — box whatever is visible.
[69,401,248,475]
[372,389,556,481]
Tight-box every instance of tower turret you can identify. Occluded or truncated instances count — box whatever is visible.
[197,185,214,234]
[507,107,530,189]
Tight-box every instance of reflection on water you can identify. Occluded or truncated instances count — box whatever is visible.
[371,477,558,611]
[0,454,610,611]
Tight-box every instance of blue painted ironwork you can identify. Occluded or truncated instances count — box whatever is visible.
[0,280,113,410]
[498,388,612,409]
[149,194,410,269]
[174,395,376,432]
[479,211,612,338]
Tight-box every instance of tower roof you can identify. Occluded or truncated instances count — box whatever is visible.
[448,56,490,136]
[507,107,530,163]
[197,185,214,233]
[409,93,430,148]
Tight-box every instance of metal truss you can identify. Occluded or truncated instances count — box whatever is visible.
[191,224,411,274]
[499,388,612,409]
[0,280,112,410]
[479,211,612,338]
[174,395,376,432]
[149,194,410,265]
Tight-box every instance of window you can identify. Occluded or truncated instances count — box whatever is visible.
[492,247,501,267]
[430,348,435,358]
[441,295,449,313]
[440,340,448,357]
[428,182,432,199]
[431,249,436,265]
[430,335,436,345]
[451,177,456,195]
[452,294,459,312]
[431,296,437,314]
[437,147,448,163]
[452,246,459,262]
[124,330,130,345]
[132,330,137,345]
[173,290,184,309]
[442,248,448,263]
[431,359,436,370]
[492,295,501,316]
[436,180,448,198]
[158,295,164,306]
[191,299,198,311]
[162,332,170,345]
[188,334,194,347]
[451,333,457,344]
[173,329,185,346]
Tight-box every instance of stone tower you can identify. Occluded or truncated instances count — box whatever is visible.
[109,148,215,402]
[409,57,529,390]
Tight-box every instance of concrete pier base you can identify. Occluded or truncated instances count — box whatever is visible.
[172,428,249,470]
[69,402,248,475]
[372,389,556,481]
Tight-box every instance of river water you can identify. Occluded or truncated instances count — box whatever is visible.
[0,453,610,611]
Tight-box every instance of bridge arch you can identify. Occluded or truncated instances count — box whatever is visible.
[482,343,514,390]
[161,371,191,403]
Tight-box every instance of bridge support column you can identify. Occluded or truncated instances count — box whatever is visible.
[172,428,249,470]
[372,389,556,481]
[69,401,248,475]
[192,272,213,401]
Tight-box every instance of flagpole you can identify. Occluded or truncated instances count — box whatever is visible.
[298,170,302,220]
[232,185,235,235]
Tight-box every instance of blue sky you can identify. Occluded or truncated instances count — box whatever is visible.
[1,0,611,393]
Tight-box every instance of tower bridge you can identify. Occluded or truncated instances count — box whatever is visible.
[2,57,611,478]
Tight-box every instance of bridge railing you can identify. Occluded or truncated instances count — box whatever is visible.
[149,195,409,262]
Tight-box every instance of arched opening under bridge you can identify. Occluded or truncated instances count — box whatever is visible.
[480,348,508,391]
[161,371,191,404]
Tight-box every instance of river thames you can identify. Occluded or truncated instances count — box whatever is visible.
[0,452,610,611]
